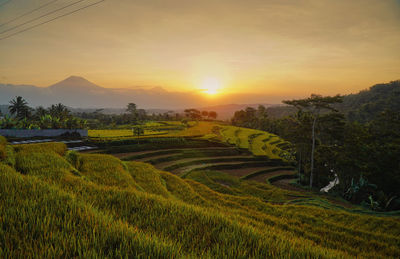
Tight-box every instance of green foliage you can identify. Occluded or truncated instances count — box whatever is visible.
[343,80,400,122]
[132,126,145,138]
[1,97,85,129]
[8,96,31,120]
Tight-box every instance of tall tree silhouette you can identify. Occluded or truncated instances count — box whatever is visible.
[283,94,343,188]
[8,96,30,120]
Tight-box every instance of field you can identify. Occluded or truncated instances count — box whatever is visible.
[88,121,195,139]
[1,129,400,258]
[89,121,294,161]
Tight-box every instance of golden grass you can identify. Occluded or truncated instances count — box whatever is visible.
[13,142,67,156]
[1,142,400,258]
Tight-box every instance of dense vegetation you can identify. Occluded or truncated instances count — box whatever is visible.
[1,140,399,258]
[341,80,400,122]
[75,103,218,129]
[231,81,400,211]
[0,96,86,129]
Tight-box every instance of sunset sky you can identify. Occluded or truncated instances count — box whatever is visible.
[0,0,399,100]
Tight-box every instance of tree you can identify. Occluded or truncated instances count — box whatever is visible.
[35,106,48,119]
[8,96,31,120]
[49,103,70,121]
[132,126,144,143]
[283,94,343,188]
[201,111,209,119]
[208,111,217,120]
[184,109,201,120]
[126,103,137,114]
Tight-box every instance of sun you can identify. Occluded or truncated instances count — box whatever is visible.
[201,77,221,95]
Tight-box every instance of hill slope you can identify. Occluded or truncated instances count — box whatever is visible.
[265,80,400,121]
[1,140,399,258]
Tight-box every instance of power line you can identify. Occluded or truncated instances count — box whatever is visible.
[0,0,105,41]
[0,0,60,28]
[0,0,87,35]
[0,0,12,8]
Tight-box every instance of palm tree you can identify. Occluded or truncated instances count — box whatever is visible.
[35,106,48,118]
[8,96,30,120]
[49,103,70,121]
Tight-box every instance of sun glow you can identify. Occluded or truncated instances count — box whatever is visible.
[201,77,221,95]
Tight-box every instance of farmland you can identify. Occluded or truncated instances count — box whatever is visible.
[1,122,400,258]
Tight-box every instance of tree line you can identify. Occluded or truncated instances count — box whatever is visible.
[232,94,400,211]
[75,104,218,129]
[0,96,86,129]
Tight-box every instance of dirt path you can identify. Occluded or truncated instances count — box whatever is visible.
[216,167,277,178]
[173,161,268,175]
[155,155,254,170]
[111,147,238,159]
[246,170,296,183]
[273,178,304,192]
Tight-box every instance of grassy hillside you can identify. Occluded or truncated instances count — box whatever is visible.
[1,141,400,258]
[91,121,294,161]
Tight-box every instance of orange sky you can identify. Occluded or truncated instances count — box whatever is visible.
[0,0,399,99]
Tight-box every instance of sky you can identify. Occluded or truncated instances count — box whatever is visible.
[0,0,399,102]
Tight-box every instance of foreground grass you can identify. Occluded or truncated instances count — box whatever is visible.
[1,142,400,258]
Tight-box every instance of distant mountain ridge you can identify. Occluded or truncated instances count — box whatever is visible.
[0,76,278,119]
[0,76,204,109]
[1,77,398,121]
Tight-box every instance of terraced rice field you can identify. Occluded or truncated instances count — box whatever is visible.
[218,125,294,160]
[108,139,297,189]
[2,135,400,258]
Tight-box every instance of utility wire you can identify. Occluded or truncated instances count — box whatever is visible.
[0,0,60,28]
[0,0,105,41]
[0,0,12,8]
[0,0,87,35]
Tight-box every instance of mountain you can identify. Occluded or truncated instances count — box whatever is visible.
[0,76,285,115]
[1,77,399,120]
[49,76,105,93]
[0,76,204,109]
